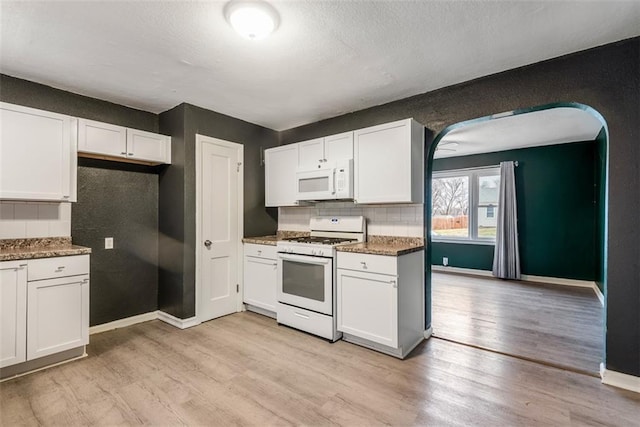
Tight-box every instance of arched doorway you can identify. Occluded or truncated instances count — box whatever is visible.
[424,102,608,374]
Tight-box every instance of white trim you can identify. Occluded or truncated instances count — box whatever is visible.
[432,265,493,277]
[424,326,433,339]
[593,284,605,307]
[157,311,201,329]
[600,363,640,393]
[195,134,244,324]
[432,265,604,304]
[89,311,158,335]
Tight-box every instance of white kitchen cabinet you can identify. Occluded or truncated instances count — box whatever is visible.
[78,118,127,157]
[353,118,423,204]
[243,243,277,316]
[337,250,424,358]
[265,144,300,207]
[0,255,89,375]
[298,137,325,169]
[0,261,27,368]
[0,102,77,202]
[78,118,171,165]
[298,132,353,169]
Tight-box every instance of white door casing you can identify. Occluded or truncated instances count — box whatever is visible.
[196,135,243,322]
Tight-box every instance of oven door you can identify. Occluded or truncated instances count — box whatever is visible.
[277,253,333,315]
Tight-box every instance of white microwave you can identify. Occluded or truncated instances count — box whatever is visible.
[295,159,353,201]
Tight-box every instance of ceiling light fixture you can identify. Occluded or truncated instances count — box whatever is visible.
[224,0,279,40]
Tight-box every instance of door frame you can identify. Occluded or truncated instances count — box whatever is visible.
[195,134,244,323]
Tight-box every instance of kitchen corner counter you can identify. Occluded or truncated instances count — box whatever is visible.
[242,230,310,246]
[0,237,92,261]
[336,235,424,256]
[242,235,278,246]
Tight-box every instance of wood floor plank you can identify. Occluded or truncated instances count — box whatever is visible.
[1,311,637,426]
[431,272,604,373]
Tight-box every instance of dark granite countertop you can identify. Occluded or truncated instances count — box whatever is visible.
[336,235,424,256]
[0,237,91,261]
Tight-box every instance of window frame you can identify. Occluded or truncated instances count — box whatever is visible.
[432,165,500,245]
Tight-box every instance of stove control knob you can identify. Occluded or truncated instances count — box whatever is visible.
[317,250,324,256]
[311,249,317,255]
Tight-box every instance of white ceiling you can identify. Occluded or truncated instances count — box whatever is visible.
[435,107,604,159]
[1,1,639,131]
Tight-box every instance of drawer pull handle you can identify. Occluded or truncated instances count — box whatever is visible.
[257,250,262,255]
[294,312,310,319]
[121,152,127,155]
[56,266,65,270]
[128,152,134,156]
[390,279,397,288]
[360,261,367,268]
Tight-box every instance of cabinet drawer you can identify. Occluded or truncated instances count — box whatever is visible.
[244,243,277,259]
[337,252,397,276]
[27,255,89,281]
[277,303,334,340]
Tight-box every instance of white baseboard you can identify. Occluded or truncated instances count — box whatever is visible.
[157,311,201,329]
[90,311,159,335]
[432,265,604,305]
[424,326,433,339]
[600,363,640,393]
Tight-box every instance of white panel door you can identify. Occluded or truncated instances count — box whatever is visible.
[78,118,127,157]
[324,131,353,162]
[264,144,299,207]
[27,275,89,360]
[199,135,242,322]
[0,261,27,368]
[243,256,277,312]
[337,269,398,348]
[126,128,171,163]
[0,102,76,202]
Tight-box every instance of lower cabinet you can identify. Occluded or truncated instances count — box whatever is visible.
[337,250,424,358]
[0,255,89,374]
[243,243,277,316]
[0,261,27,368]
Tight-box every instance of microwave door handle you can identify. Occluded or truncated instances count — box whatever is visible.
[279,253,331,265]
[332,169,336,195]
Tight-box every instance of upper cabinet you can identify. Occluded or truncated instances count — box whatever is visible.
[78,118,171,165]
[0,102,77,202]
[354,119,424,204]
[298,132,354,169]
[265,144,300,207]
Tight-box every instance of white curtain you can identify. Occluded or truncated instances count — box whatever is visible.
[492,161,520,279]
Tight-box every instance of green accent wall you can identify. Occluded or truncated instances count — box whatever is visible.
[594,128,608,292]
[431,140,602,281]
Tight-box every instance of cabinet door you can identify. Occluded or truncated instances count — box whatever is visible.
[265,144,299,207]
[324,131,353,162]
[1,103,76,202]
[0,262,27,368]
[78,119,127,158]
[337,268,398,348]
[243,255,277,312]
[354,120,412,204]
[126,129,171,164]
[298,138,324,169]
[27,275,89,360]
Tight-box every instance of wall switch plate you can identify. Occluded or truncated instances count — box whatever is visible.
[443,257,448,266]
[105,237,114,249]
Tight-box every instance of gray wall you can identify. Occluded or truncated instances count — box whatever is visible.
[0,74,160,326]
[158,103,279,319]
[280,38,640,377]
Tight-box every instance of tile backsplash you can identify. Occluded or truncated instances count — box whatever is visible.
[0,202,71,239]
[279,202,424,237]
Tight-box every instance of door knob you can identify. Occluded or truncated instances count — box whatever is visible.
[204,240,212,248]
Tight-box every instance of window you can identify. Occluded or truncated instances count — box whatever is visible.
[432,166,500,243]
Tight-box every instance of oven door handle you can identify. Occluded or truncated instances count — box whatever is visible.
[278,253,331,265]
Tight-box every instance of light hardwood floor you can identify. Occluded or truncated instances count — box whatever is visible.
[2,311,638,426]
[432,272,604,375]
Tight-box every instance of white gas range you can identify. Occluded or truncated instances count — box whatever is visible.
[276,216,366,341]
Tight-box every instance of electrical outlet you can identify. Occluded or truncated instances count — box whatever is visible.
[105,237,114,250]
[443,257,448,266]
